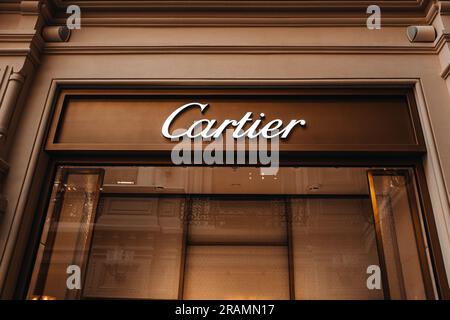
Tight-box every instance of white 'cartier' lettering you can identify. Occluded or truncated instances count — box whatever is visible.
[162,102,306,139]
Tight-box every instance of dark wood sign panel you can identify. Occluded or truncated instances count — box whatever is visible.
[46,88,425,153]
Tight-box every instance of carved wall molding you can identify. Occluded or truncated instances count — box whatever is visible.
[42,44,440,55]
[438,0,450,14]
[20,1,42,15]
[434,2,450,79]
[0,0,437,26]
[0,0,444,27]
[0,0,440,27]
[0,66,14,141]
[0,67,12,98]
[51,0,431,11]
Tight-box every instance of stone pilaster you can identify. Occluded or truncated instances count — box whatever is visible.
[0,0,45,217]
[0,72,26,141]
[436,2,450,85]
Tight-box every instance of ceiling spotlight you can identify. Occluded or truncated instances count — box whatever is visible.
[117,181,135,185]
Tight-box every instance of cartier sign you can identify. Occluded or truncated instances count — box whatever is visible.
[46,89,424,153]
[162,102,307,140]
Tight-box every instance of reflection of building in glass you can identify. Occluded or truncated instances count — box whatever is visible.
[27,166,435,300]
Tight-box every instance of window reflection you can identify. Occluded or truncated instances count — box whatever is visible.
[368,172,431,299]
[83,196,185,299]
[28,166,434,300]
[292,198,383,300]
[29,169,103,300]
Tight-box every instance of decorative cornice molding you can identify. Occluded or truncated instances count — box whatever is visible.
[0,0,441,26]
[20,0,442,27]
[51,0,430,11]
[42,44,439,55]
[49,16,431,27]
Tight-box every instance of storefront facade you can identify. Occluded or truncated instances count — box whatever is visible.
[1,0,450,300]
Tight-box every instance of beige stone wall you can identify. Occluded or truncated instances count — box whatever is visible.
[1,0,450,297]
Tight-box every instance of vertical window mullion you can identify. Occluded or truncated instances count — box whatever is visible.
[177,196,192,300]
[285,197,295,300]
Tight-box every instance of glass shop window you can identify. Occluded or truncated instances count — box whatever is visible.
[27,166,436,300]
[183,197,290,300]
